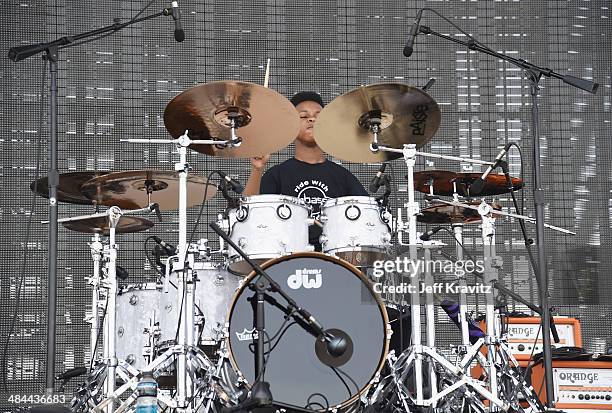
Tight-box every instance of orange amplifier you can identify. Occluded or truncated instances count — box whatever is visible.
[531,360,612,411]
[478,316,582,360]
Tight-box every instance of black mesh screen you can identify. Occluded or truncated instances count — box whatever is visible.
[1,0,611,407]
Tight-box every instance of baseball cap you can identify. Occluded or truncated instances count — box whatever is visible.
[289,91,325,108]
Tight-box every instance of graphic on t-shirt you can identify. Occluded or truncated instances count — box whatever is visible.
[294,179,329,217]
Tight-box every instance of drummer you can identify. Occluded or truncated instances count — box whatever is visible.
[243,91,368,249]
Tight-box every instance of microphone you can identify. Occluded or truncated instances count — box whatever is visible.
[422,77,436,91]
[403,9,424,57]
[152,236,177,255]
[369,163,387,193]
[171,1,185,42]
[218,171,244,194]
[420,226,443,241]
[470,142,513,195]
[150,203,162,223]
[315,329,353,367]
[116,265,129,281]
[326,334,349,357]
[55,366,87,381]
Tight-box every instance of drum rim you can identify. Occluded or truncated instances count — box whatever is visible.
[237,194,310,207]
[225,251,390,410]
[321,195,381,208]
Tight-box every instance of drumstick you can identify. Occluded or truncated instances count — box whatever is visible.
[263,58,271,88]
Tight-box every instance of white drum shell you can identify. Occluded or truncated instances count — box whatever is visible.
[193,262,243,344]
[320,196,392,266]
[114,263,241,369]
[227,195,311,274]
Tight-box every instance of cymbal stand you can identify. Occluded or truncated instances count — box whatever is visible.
[377,143,511,410]
[422,239,444,406]
[56,204,157,413]
[122,131,241,411]
[451,186,474,371]
[479,203,501,409]
[86,233,104,367]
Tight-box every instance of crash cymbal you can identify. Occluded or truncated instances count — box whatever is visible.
[81,170,217,210]
[418,201,501,225]
[413,170,523,197]
[313,83,441,163]
[163,80,300,158]
[30,171,108,205]
[62,216,154,235]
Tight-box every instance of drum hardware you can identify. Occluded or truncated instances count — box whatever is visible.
[86,233,105,368]
[416,203,567,412]
[378,143,495,408]
[112,131,245,411]
[432,198,577,236]
[49,203,157,411]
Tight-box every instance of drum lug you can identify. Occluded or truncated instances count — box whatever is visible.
[236,205,249,222]
[318,214,328,223]
[319,234,329,246]
[276,203,292,220]
[238,237,247,248]
[381,232,392,244]
[380,208,392,224]
[345,204,361,220]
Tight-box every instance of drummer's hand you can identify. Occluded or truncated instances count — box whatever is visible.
[251,154,270,172]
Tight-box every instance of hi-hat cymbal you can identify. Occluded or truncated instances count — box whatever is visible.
[62,216,154,235]
[418,201,501,225]
[413,170,523,197]
[313,83,441,163]
[81,170,217,210]
[30,171,108,205]
[163,80,300,158]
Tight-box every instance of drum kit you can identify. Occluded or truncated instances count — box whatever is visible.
[36,79,576,413]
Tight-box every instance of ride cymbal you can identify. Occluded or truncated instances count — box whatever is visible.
[62,216,154,235]
[413,170,523,197]
[313,83,441,163]
[81,170,217,210]
[163,80,300,158]
[30,171,108,205]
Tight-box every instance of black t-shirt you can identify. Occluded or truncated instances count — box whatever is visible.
[260,157,368,246]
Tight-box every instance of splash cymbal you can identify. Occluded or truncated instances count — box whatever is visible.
[413,170,523,197]
[313,83,441,163]
[418,201,502,225]
[163,80,300,158]
[62,216,154,235]
[81,170,217,210]
[30,171,108,205]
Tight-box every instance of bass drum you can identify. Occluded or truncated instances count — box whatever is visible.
[226,252,390,412]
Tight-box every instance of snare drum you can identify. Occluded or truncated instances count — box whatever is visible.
[227,195,312,274]
[226,252,390,411]
[319,196,392,267]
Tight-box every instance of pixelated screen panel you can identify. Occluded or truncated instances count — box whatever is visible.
[0,0,610,405]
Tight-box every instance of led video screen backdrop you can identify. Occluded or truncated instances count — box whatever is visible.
[1,0,610,406]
